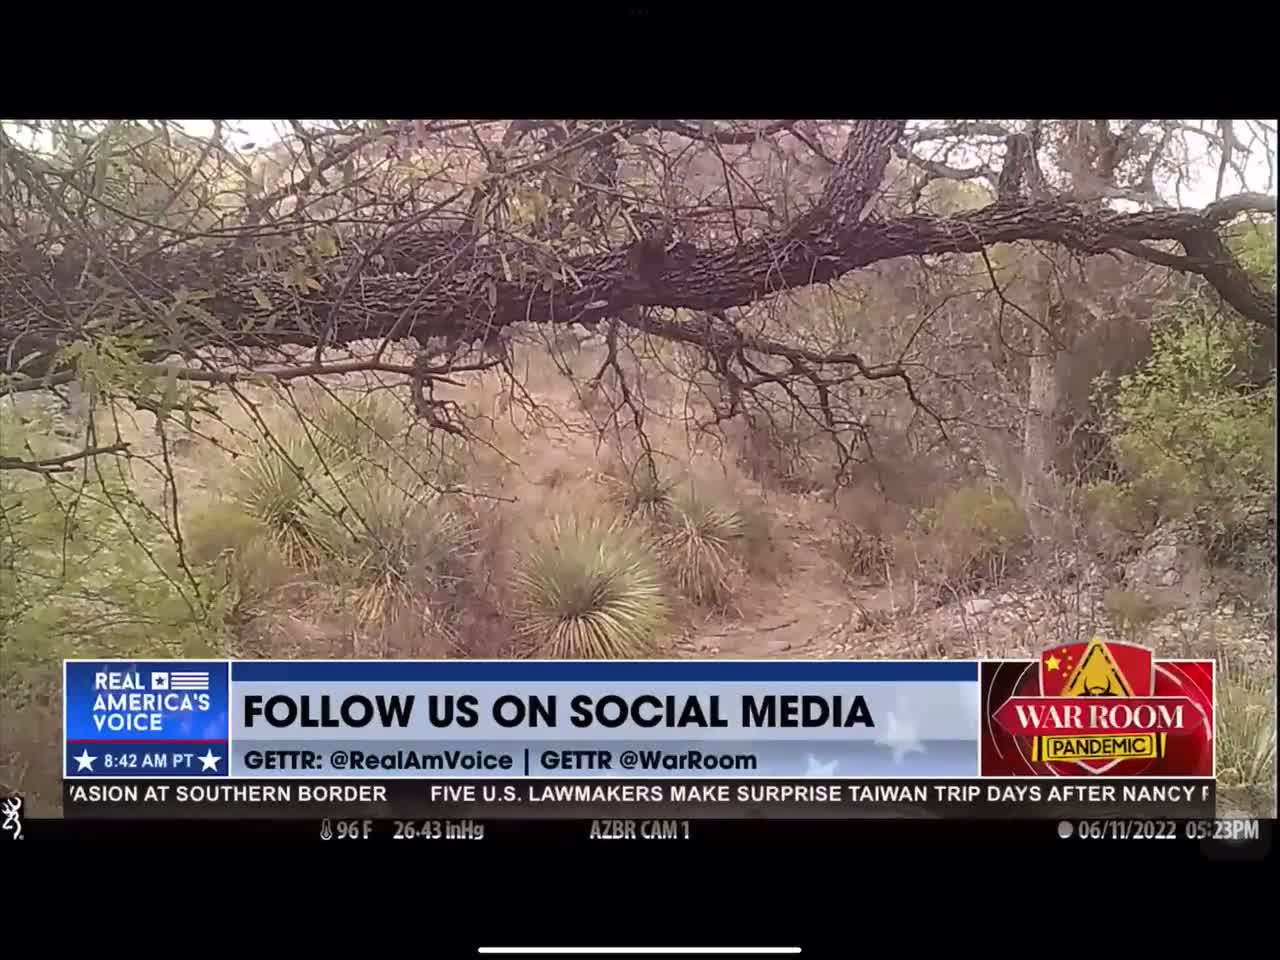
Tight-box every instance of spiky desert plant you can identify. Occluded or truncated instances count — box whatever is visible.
[509,514,668,659]
[301,467,476,630]
[658,491,746,608]
[229,433,335,567]
[616,458,676,524]
[1216,646,1276,790]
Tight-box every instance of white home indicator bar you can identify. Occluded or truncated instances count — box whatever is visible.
[478,950,801,956]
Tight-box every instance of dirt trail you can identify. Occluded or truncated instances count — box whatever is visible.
[673,512,903,660]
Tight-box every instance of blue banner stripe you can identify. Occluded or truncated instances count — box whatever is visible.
[232,661,975,682]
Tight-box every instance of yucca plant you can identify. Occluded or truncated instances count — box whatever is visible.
[617,459,677,524]
[1216,648,1276,789]
[658,491,746,609]
[509,515,668,659]
[229,433,336,567]
[302,467,476,630]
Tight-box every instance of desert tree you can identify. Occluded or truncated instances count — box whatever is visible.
[1,119,1275,580]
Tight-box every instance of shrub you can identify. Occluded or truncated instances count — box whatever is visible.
[1099,301,1275,574]
[836,522,892,582]
[1102,587,1162,642]
[182,500,271,566]
[1083,480,1158,537]
[1,406,236,808]
[0,416,231,728]
[732,415,827,493]
[1226,220,1277,296]
[898,484,1028,589]
[509,515,668,658]
[181,500,292,624]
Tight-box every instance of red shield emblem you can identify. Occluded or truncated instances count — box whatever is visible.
[1037,638,1156,773]
[982,638,1214,778]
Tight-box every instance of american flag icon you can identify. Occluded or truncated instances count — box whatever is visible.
[152,671,210,691]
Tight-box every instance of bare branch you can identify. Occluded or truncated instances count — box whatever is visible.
[0,443,131,474]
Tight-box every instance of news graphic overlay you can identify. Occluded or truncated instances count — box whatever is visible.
[981,638,1214,777]
[229,659,981,779]
[62,656,1219,821]
[64,661,230,778]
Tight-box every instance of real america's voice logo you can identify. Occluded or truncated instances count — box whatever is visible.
[91,668,213,733]
[64,661,230,779]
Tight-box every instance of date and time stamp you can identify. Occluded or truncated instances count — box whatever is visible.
[1059,818,1262,842]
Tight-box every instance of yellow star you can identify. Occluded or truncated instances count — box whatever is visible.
[1046,655,1061,671]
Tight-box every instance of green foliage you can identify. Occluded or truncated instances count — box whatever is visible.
[180,501,292,622]
[0,411,230,712]
[1226,219,1277,296]
[899,485,1028,588]
[1082,480,1158,536]
[188,402,474,635]
[1099,302,1276,571]
[1080,479,1161,562]
[509,515,668,659]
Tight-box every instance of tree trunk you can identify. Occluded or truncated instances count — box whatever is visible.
[1021,256,1061,539]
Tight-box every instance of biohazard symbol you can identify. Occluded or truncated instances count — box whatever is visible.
[1061,638,1134,698]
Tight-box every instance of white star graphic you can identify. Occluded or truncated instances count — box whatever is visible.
[805,753,837,776]
[874,704,926,765]
[73,749,96,772]
[198,749,221,771]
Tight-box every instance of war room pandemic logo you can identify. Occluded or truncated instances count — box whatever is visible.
[981,637,1214,777]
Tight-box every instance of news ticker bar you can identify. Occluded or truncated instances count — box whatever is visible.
[63,777,1216,820]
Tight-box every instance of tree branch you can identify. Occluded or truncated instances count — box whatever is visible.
[0,443,131,473]
[3,121,1275,394]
